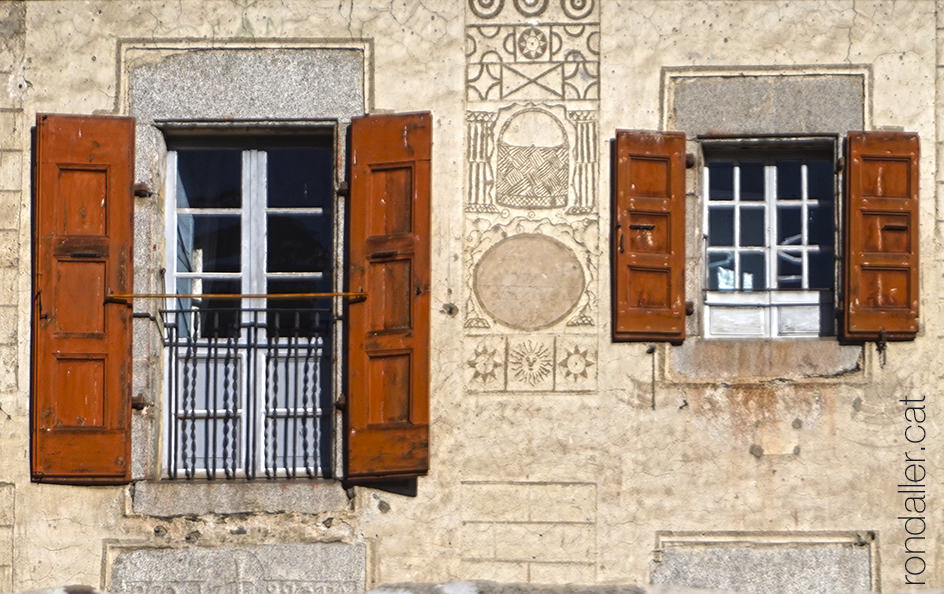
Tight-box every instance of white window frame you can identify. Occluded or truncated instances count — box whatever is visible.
[701,137,838,339]
[161,128,343,479]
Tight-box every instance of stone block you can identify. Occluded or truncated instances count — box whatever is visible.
[494,523,594,563]
[527,562,595,584]
[651,543,871,593]
[0,306,16,344]
[669,74,864,136]
[0,111,22,150]
[0,484,12,526]
[110,543,365,593]
[458,560,529,583]
[0,266,17,306]
[131,479,350,516]
[0,151,21,191]
[0,229,17,268]
[461,523,495,559]
[130,49,365,123]
[0,345,16,392]
[462,482,530,522]
[527,483,595,523]
[0,191,20,228]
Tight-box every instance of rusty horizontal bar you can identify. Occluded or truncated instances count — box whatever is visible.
[107,292,366,300]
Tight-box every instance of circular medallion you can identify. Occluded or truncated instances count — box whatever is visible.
[561,0,593,19]
[469,0,505,19]
[473,234,584,330]
[513,0,548,17]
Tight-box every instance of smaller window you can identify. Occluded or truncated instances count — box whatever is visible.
[702,138,837,339]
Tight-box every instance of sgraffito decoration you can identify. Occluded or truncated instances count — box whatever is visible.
[464,0,600,339]
[464,334,597,392]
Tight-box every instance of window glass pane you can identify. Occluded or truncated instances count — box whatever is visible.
[708,251,735,290]
[267,147,334,208]
[708,207,734,246]
[739,206,765,246]
[777,205,802,246]
[708,163,733,200]
[176,150,241,208]
[777,160,802,198]
[809,250,834,289]
[267,214,332,273]
[808,203,834,247]
[777,250,803,289]
[807,160,833,201]
[171,278,241,339]
[177,214,241,273]
[739,162,764,201]
[739,252,766,290]
[266,278,332,338]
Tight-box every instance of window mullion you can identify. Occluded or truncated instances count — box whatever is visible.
[801,162,809,290]
[733,164,741,288]
[766,164,777,336]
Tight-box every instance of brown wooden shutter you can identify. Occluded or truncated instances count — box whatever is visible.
[32,114,134,484]
[843,131,919,341]
[346,112,430,479]
[611,130,686,343]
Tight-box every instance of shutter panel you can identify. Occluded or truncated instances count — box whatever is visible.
[843,132,919,341]
[611,130,686,343]
[32,114,134,484]
[346,112,430,479]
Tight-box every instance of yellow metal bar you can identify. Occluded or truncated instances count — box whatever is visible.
[107,292,366,299]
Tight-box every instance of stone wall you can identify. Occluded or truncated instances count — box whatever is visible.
[0,1,940,592]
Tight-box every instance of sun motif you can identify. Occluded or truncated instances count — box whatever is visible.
[517,27,548,60]
[467,344,502,384]
[559,346,594,381]
[509,340,552,386]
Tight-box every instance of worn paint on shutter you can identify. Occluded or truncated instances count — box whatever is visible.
[611,130,686,343]
[346,112,430,479]
[32,114,134,484]
[843,131,919,341]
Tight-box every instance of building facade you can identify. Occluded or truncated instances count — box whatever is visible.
[0,0,941,591]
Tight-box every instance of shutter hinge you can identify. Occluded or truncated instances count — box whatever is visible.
[337,182,350,198]
[835,157,845,174]
[133,182,153,198]
[335,393,347,410]
[685,153,696,168]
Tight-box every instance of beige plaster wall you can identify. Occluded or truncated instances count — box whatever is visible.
[0,0,939,591]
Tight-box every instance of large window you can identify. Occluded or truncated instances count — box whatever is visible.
[163,132,338,479]
[702,140,836,338]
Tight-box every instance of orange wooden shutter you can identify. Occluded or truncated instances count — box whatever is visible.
[843,131,919,341]
[611,130,686,343]
[32,114,134,484]
[346,112,430,479]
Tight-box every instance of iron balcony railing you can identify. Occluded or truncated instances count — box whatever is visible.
[161,303,333,480]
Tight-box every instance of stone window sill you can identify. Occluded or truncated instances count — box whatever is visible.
[130,479,350,517]
[667,338,863,382]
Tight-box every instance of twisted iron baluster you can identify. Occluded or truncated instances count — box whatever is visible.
[183,313,198,479]
[301,333,313,478]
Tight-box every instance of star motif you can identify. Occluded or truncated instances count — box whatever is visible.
[467,345,502,384]
[517,27,548,60]
[559,346,595,381]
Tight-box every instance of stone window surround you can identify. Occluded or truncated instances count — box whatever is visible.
[659,66,875,380]
[118,40,370,516]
